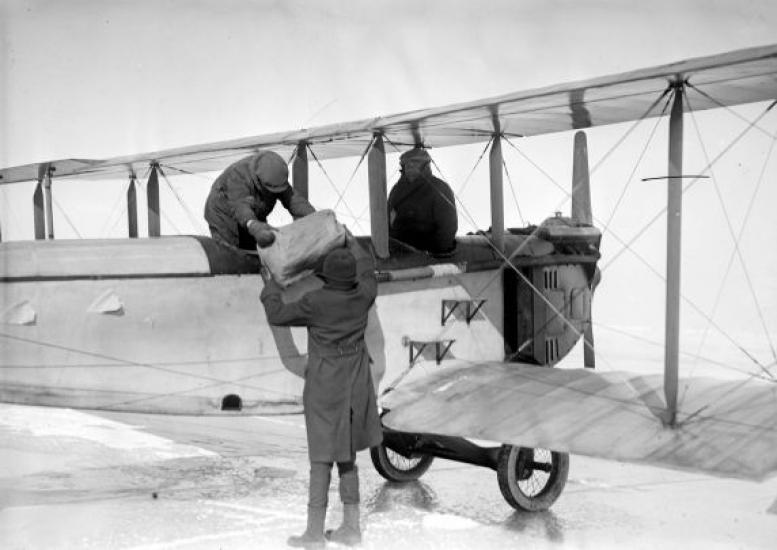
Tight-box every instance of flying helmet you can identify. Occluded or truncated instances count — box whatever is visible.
[399,147,431,167]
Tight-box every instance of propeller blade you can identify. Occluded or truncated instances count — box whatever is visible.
[571,130,592,225]
[584,321,596,369]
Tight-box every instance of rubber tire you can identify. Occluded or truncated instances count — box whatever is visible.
[370,442,434,482]
[496,445,569,511]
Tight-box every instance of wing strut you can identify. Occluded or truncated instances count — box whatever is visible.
[664,80,684,426]
[292,142,309,199]
[34,163,55,240]
[147,162,160,237]
[489,132,505,252]
[33,165,46,239]
[368,133,389,258]
[43,166,55,239]
[127,174,138,238]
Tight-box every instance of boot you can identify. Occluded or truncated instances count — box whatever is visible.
[288,463,331,548]
[287,505,326,548]
[325,465,361,545]
[325,503,361,546]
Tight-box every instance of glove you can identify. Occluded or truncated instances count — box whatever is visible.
[255,230,276,248]
[247,220,276,248]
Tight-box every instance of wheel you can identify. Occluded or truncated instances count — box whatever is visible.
[496,445,569,511]
[370,442,434,482]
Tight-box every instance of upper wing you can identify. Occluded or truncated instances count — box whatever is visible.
[381,361,777,481]
[2,44,776,184]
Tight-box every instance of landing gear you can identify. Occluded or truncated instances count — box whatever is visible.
[370,443,434,482]
[371,425,569,511]
[496,445,569,511]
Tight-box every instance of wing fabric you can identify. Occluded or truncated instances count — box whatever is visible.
[2,44,776,184]
[381,361,777,480]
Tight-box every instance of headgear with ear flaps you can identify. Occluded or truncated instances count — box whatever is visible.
[399,147,431,166]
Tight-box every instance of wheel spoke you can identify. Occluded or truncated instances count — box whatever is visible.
[387,448,424,470]
[517,448,553,497]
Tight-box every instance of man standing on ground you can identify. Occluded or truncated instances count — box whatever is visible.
[260,231,383,548]
[204,150,315,250]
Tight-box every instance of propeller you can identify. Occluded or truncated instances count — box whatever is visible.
[571,131,596,369]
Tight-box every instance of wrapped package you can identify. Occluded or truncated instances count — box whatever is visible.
[258,209,346,287]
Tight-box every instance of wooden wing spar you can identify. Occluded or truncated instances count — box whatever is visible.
[1,44,776,184]
[381,361,777,481]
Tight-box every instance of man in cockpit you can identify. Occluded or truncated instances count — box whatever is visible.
[204,150,315,251]
[388,147,457,255]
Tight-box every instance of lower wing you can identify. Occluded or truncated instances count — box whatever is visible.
[382,361,777,481]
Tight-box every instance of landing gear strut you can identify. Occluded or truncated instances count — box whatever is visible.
[371,424,569,512]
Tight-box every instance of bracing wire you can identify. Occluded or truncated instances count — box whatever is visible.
[159,163,219,182]
[332,137,376,212]
[463,89,773,376]
[455,137,495,197]
[595,322,773,382]
[499,87,671,246]
[107,200,129,236]
[466,135,608,295]
[378,134,407,182]
[585,103,774,376]
[52,196,83,238]
[686,82,777,140]
[589,88,673,176]
[99,180,133,237]
[0,354,305,369]
[592,85,777,380]
[601,98,777,272]
[427,146,610,371]
[306,146,365,233]
[683,89,777,375]
[167,152,369,232]
[102,365,300,410]
[157,165,209,234]
[0,331,300,410]
[97,167,151,238]
[501,153,525,226]
[286,147,298,165]
[600,93,673,240]
[0,186,25,239]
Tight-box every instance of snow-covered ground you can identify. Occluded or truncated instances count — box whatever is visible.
[1,403,775,549]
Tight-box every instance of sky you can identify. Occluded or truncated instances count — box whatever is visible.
[1,0,776,379]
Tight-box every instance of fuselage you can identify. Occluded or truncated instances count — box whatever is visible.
[0,227,599,414]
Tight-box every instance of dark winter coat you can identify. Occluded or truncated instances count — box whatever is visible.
[204,154,314,250]
[260,240,383,462]
[388,172,457,254]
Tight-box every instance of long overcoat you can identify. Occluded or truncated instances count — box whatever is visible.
[260,240,383,462]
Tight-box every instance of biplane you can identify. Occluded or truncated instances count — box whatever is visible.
[1,44,776,512]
